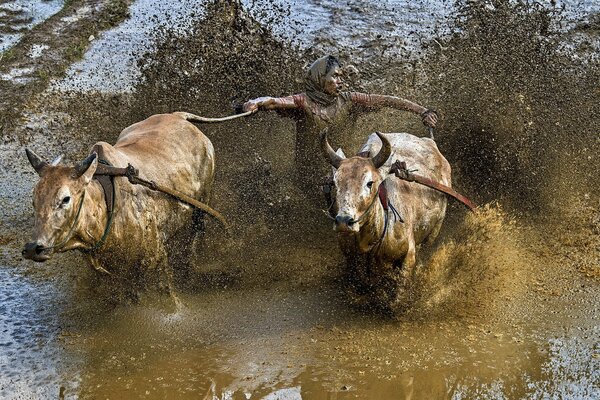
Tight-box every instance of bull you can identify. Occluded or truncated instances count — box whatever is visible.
[321,131,451,314]
[22,113,215,295]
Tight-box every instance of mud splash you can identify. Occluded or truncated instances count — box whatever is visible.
[424,0,600,213]
[408,204,530,319]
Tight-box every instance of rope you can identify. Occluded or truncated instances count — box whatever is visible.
[126,173,229,229]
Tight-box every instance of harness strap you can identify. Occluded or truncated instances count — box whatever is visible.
[371,180,405,253]
[378,183,389,211]
[90,152,228,229]
[80,145,117,254]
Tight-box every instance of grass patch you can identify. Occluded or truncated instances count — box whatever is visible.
[0,47,17,64]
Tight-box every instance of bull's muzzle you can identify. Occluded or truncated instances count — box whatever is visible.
[22,242,51,262]
[334,214,357,232]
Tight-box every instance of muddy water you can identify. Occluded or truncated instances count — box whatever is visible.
[1,0,600,399]
[1,240,598,399]
[53,0,600,93]
[0,0,64,52]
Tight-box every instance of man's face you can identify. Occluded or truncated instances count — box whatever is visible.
[323,66,343,96]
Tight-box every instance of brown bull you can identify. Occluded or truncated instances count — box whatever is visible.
[322,131,451,314]
[22,113,215,293]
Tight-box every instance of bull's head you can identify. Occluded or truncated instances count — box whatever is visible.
[321,131,391,233]
[22,149,98,262]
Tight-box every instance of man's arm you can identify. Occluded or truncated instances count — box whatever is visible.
[242,95,302,112]
[349,92,437,128]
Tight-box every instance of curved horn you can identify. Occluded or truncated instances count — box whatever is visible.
[25,148,48,175]
[73,152,98,178]
[371,132,392,169]
[320,130,344,168]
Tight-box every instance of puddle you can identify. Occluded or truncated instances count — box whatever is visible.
[0,262,597,398]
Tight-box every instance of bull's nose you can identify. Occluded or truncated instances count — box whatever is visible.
[334,215,355,232]
[22,242,50,261]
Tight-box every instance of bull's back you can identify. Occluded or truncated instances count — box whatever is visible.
[114,114,213,168]
[362,132,450,185]
[111,114,214,195]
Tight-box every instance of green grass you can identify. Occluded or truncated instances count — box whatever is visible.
[0,48,16,64]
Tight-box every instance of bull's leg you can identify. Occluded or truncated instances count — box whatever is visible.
[85,254,142,304]
[388,233,418,316]
[88,256,111,275]
[191,209,206,234]
[166,206,206,290]
[155,242,184,311]
[425,217,444,246]
[402,233,417,278]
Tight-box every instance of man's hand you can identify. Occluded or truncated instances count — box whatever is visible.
[242,100,260,113]
[421,109,438,128]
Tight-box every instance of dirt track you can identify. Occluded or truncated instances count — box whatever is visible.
[0,1,598,398]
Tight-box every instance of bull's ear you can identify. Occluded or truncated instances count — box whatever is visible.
[25,148,48,175]
[50,154,63,166]
[332,148,346,174]
[73,152,98,184]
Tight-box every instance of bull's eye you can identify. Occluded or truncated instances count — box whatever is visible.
[366,181,374,189]
[61,196,71,206]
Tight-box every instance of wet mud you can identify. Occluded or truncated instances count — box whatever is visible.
[0,0,599,398]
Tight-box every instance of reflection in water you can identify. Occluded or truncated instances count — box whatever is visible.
[53,284,595,399]
[1,256,598,399]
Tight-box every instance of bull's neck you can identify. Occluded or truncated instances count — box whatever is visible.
[357,196,386,253]
[73,180,109,249]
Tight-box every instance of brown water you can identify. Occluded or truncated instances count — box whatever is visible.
[1,0,599,399]
[2,204,598,399]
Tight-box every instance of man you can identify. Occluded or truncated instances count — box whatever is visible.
[243,55,438,194]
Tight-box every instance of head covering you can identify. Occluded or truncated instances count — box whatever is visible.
[305,55,341,106]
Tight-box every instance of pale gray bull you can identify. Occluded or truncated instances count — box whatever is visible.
[322,131,451,313]
[23,113,215,295]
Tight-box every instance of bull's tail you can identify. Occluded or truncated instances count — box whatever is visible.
[173,110,255,124]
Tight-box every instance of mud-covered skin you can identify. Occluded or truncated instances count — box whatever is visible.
[328,132,450,314]
[23,113,215,293]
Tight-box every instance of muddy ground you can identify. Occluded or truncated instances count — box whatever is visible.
[0,0,599,398]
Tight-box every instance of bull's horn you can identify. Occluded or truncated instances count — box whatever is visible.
[320,130,344,168]
[73,152,98,178]
[25,148,48,175]
[371,132,392,169]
